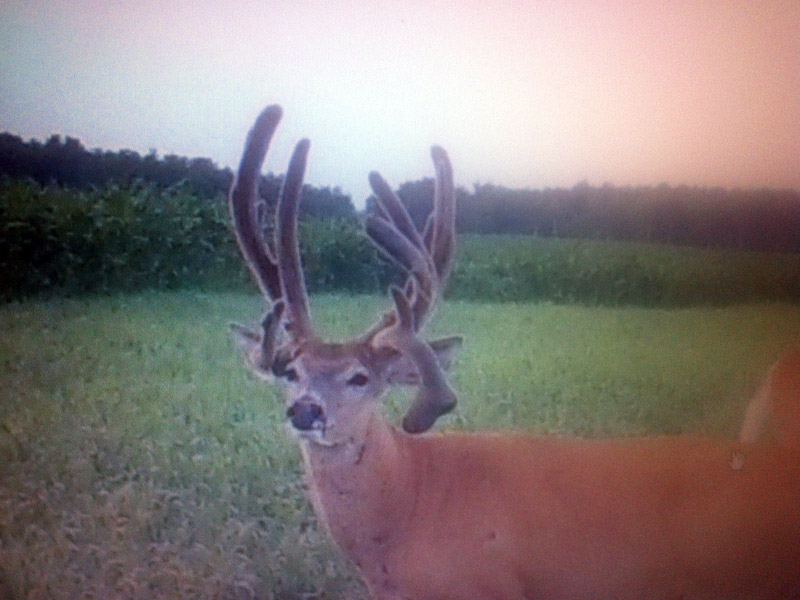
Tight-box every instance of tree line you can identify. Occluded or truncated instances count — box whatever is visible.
[4,131,800,253]
[0,132,356,221]
[392,179,800,254]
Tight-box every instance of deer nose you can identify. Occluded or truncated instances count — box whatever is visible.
[287,399,325,431]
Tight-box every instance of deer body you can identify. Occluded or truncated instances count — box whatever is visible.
[301,415,800,600]
[227,106,800,599]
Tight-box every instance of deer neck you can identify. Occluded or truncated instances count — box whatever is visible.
[298,411,414,562]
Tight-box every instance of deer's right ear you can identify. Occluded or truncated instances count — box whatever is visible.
[230,321,258,349]
[230,322,272,378]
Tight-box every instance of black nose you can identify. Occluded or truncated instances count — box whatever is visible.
[287,401,324,431]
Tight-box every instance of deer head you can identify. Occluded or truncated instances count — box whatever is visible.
[229,106,460,443]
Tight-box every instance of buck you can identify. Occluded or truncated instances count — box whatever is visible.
[228,105,800,599]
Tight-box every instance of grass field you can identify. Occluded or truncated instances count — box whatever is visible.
[1,292,800,599]
[450,234,800,306]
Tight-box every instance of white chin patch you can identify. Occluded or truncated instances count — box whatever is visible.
[291,424,337,447]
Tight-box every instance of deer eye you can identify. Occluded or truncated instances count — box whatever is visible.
[283,368,299,383]
[346,373,370,387]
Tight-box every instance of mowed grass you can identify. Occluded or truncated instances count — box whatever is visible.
[1,292,799,599]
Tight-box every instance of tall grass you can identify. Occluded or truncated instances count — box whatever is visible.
[1,292,799,598]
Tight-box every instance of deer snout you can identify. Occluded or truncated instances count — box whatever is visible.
[287,398,325,431]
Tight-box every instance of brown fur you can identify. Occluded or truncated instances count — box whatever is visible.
[767,351,800,448]
[741,351,800,447]
[295,350,800,600]
[301,411,800,600]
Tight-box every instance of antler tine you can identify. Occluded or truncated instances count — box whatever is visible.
[229,105,284,300]
[277,138,314,340]
[366,213,433,287]
[429,146,456,282]
[365,208,435,335]
[368,171,428,254]
[390,286,458,433]
[409,146,455,328]
[366,170,440,331]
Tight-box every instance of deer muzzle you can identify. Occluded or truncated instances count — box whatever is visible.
[287,397,325,431]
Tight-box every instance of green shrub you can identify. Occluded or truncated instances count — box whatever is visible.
[299,219,384,294]
[0,179,235,298]
[0,179,383,300]
[3,179,800,306]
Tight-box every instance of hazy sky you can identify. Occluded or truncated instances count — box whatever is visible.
[1,1,798,207]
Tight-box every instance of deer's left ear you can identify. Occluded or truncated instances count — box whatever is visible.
[381,336,463,385]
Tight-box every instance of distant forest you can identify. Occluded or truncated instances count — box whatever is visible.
[3,131,800,253]
[395,180,800,253]
[0,132,356,221]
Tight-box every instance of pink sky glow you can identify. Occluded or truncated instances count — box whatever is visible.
[1,1,798,206]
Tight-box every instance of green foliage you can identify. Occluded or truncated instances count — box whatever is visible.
[450,235,800,306]
[0,131,357,219]
[395,179,800,253]
[3,179,800,306]
[0,179,380,301]
[299,219,383,294]
[1,292,799,597]
[5,130,800,253]
[0,179,237,298]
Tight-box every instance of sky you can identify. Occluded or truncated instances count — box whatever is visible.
[1,1,798,208]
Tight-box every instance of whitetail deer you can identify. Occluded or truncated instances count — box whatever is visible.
[229,106,800,599]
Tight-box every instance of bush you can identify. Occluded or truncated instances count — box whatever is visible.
[0,179,382,300]
[3,179,800,306]
[299,219,384,294]
[0,179,237,298]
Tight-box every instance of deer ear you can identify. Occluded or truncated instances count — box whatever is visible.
[383,336,462,385]
[230,322,259,350]
[230,322,272,378]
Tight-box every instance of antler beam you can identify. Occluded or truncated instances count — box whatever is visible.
[229,105,284,300]
[276,139,313,340]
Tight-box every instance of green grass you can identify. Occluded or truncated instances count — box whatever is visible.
[451,234,800,305]
[1,292,799,598]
